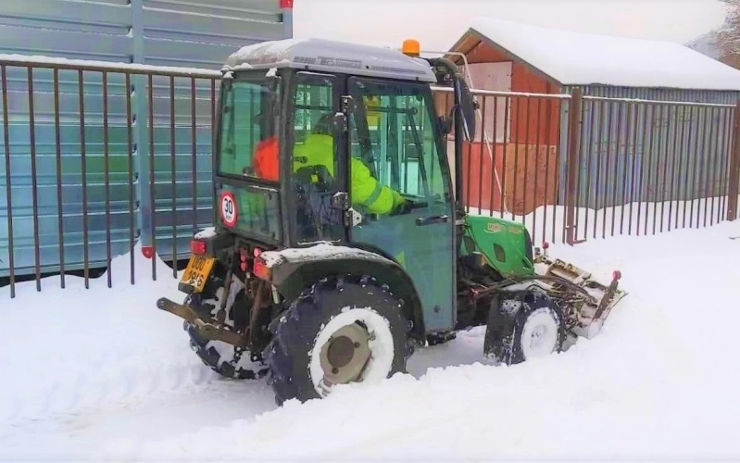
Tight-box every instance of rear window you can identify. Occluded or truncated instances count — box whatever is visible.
[217,185,281,242]
[218,78,280,181]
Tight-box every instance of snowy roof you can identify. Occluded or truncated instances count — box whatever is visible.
[453,18,740,92]
[223,38,437,83]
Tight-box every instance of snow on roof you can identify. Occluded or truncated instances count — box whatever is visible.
[224,38,437,83]
[460,18,740,92]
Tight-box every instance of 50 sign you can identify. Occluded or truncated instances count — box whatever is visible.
[220,191,238,228]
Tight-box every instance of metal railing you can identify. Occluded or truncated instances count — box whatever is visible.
[0,56,220,297]
[437,87,739,246]
[1,55,738,297]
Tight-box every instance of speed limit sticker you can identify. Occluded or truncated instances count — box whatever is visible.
[220,191,238,228]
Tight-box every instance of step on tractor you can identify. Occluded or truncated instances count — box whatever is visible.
[157,38,625,404]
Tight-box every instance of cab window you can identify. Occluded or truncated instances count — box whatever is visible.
[290,73,343,243]
[349,79,449,205]
[218,77,280,181]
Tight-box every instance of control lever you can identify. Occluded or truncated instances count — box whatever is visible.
[416,214,449,226]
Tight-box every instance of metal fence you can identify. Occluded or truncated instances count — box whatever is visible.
[1,56,739,297]
[0,56,220,297]
[439,87,740,247]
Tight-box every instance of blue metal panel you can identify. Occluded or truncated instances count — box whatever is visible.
[0,67,138,275]
[0,0,291,277]
[560,85,737,209]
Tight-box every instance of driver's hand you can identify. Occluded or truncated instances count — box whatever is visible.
[391,200,412,216]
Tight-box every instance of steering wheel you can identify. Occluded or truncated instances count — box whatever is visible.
[294,165,335,192]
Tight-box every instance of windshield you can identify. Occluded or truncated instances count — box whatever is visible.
[218,77,280,181]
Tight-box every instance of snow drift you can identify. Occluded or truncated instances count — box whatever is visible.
[1,221,740,460]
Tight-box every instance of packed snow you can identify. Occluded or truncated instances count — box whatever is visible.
[261,243,394,267]
[1,217,740,460]
[464,18,740,91]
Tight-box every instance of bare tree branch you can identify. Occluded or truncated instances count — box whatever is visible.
[713,0,740,62]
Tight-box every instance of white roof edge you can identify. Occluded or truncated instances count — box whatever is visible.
[462,18,740,92]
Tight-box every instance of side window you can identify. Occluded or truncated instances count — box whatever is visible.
[290,73,342,243]
[349,79,449,216]
[400,94,447,200]
[219,78,280,181]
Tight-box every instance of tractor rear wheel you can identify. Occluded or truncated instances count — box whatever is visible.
[264,275,409,403]
[185,275,269,380]
[485,289,565,365]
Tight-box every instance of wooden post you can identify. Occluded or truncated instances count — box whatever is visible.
[565,87,582,244]
[727,100,740,221]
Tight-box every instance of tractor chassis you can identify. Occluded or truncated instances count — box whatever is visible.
[468,256,625,340]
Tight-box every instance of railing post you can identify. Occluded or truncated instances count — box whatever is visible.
[727,100,740,221]
[565,87,583,244]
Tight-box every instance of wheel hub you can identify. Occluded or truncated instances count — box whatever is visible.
[326,335,355,369]
[319,323,371,385]
[521,308,559,360]
[529,325,547,349]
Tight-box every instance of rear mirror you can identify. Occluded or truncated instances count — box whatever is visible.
[454,78,476,141]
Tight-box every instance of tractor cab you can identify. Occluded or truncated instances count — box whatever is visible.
[213,38,473,331]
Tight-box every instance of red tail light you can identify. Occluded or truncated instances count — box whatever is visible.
[190,239,207,256]
[253,257,271,280]
[142,245,154,259]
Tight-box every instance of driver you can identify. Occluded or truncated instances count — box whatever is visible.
[293,114,407,215]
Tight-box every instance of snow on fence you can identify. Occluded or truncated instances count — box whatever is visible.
[0,56,738,296]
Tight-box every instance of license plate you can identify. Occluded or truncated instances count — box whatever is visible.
[180,255,215,293]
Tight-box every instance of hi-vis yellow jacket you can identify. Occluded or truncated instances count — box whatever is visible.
[293,134,405,215]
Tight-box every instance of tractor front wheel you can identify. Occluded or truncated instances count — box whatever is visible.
[485,289,565,365]
[264,275,409,403]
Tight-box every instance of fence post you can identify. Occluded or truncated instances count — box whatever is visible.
[727,100,740,221]
[565,87,583,244]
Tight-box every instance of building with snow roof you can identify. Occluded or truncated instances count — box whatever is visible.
[446,18,740,215]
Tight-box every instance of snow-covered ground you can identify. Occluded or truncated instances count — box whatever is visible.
[1,220,740,460]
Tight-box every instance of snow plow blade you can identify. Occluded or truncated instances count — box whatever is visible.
[535,255,626,339]
[156,297,249,346]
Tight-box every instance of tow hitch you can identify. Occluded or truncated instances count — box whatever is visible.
[156,297,249,346]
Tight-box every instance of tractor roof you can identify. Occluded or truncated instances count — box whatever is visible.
[223,38,437,83]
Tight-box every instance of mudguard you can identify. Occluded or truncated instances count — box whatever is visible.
[260,243,426,341]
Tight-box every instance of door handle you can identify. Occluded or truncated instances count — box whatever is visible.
[416,214,449,226]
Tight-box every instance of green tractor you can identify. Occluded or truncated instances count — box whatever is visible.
[157,38,624,403]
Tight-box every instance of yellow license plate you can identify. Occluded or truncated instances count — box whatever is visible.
[180,255,215,293]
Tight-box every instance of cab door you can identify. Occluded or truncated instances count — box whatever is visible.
[345,77,456,333]
[287,71,347,245]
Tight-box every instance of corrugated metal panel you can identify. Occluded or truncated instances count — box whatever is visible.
[0,67,138,276]
[142,0,287,67]
[0,1,132,61]
[576,85,740,105]
[560,85,737,209]
[0,1,291,277]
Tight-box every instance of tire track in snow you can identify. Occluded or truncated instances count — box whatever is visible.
[2,348,222,428]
